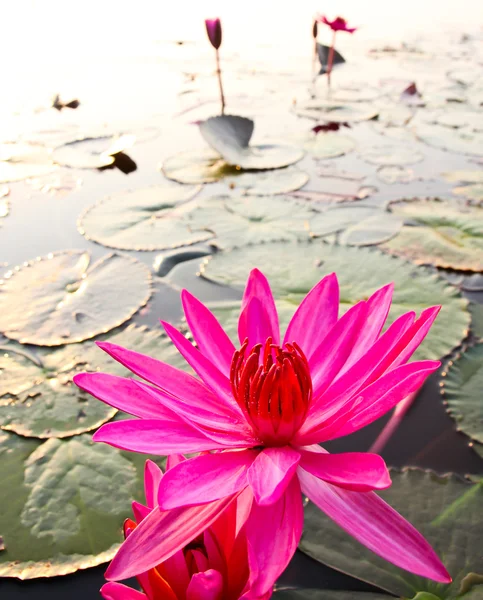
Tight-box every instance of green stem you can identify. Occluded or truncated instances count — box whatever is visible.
[327,30,337,90]
[215,49,225,115]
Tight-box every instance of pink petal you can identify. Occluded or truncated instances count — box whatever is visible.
[96,341,238,419]
[101,582,146,600]
[330,360,440,439]
[309,301,368,397]
[186,570,224,600]
[247,446,300,506]
[166,454,186,470]
[135,380,253,440]
[73,373,179,420]
[144,459,163,508]
[298,446,391,492]
[106,496,237,580]
[162,321,242,416]
[131,501,150,523]
[283,273,339,359]
[182,289,236,377]
[299,469,451,583]
[93,419,242,454]
[239,268,280,346]
[246,476,304,597]
[339,283,394,373]
[158,450,257,510]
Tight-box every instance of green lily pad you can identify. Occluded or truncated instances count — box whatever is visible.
[436,110,483,132]
[300,469,483,599]
[361,144,424,166]
[185,195,314,249]
[78,184,209,251]
[414,125,483,157]
[303,134,356,159]
[52,135,135,169]
[443,171,483,185]
[273,590,393,600]
[0,324,187,438]
[453,184,483,203]
[224,167,309,196]
[377,165,414,184]
[0,251,152,346]
[199,116,304,170]
[0,143,57,183]
[0,430,164,579]
[295,101,379,123]
[441,343,483,444]
[161,149,241,184]
[382,199,483,271]
[469,304,483,339]
[201,241,469,361]
[310,205,402,246]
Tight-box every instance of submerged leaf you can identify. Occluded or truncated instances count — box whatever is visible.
[0,251,152,346]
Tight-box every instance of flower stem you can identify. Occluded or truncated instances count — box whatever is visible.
[327,31,337,90]
[312,39,318,93]
[215,48,225,115]
[368,390,419,455]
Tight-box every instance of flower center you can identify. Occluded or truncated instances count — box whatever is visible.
[230,337,312,445]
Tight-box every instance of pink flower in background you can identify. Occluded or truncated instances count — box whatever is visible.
[101,458,272,600]
[205,18,222,50]
[317,15,357,34]
[75,270,451,586]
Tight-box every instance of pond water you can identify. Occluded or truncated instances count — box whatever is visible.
[1,2,483,599]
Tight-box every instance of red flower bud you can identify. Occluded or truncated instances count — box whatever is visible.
[205,18,222,50]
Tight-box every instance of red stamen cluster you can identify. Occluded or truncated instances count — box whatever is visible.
[230,337,312,446]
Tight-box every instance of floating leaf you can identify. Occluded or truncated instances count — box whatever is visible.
[361,144,424,166]
[273,590,392,600]
[0,325,187,438]
[153,248,212,277]
[162,149,240,184]
[382,199,483,271]
[441,343,483,444]
[469,304,483,339]
[78,184,208,251]
[186,196,314,249]
[300,469,483,600]
[310,205,402,246]
[0,143,56,183]
[377,165,414,184]
[0,430,164,578]
[52,135,135,169]
[443,171,483,184]
[414,125,483,157]
[453,183,483,203]
[303,133,356,159]
[436,110,483,132]
[0,251,152,346]
[201,241,469,361]
[199,116,303,170]
[224,167,309,196]
[296,101,378,123]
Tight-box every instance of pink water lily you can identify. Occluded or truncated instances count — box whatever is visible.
[101,458,271,600]
[317,15,357,33]
[205,18,225,114]
[75,270,451,586]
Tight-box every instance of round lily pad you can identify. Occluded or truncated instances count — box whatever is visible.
[0,143,56,184]
[78,184,208,251]
[453,183,483,203]
[310,205,402,246]
[469,304,483,339]
[0,324,187,438]
[414,124,483,157]
[52,135,135,169]
[0,430,164,578]
[303,133,356,159]
[274,590,392,600]
[295,101,379,123]
[224,167,309,196]
[0,251,152,346]
[443,171,483,184]
[441,343,483,444]
[436,110,483,132]
[201,241,469,361]
[162,149,240,184]
[361,144,424,166]
[185,195,315,249]
[199,115,304,170]
[300,469,483,600]
[382,199,483,271]
[377,165,414,184]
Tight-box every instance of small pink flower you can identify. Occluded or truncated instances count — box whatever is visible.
[317,14,357,33]
[75,270,451,590]
[100,458,268,600]
[205,18,222,50]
